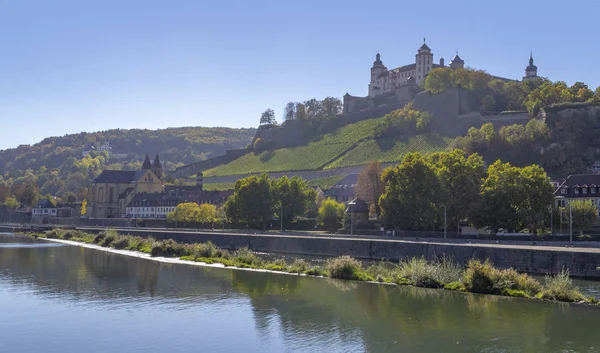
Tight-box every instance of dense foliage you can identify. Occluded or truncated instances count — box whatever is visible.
[379,150,553,233]
[317,199,346,232]
[0,126,254,204]
[225,174,316,229]
[167,202,218,225]
[373,102,431,137]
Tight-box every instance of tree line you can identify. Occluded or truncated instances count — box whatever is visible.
[259,97,343,126]
[424,67,600,115]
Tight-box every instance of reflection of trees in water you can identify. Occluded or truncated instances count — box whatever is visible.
[2,238,600,352]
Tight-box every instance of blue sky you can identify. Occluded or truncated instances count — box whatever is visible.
[0,0,598,150]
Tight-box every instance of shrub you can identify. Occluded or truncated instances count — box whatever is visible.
[263,259,288,271]
[540,269,585,302]
[46,229,64,239]
[305,267,325,276]
[151,239,187,257]
[111,236,130,250]
[234,247,262,266]
[98,230,119,247]
[289,259,311,273]
[464,260,542,296]
[194,242,217,259]
[325,256,362,280]
[463,260,497,294]
[396,256,461,288]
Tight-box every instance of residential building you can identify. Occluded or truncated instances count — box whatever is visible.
[554,174,600,216]
[31,199,58,223]
[125,173,232,219]
[323,174,357,203]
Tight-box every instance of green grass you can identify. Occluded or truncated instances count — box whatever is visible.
[202,182,235,191]
[325,134,451,169]
[203,118,387,177]
[307,174,346,190]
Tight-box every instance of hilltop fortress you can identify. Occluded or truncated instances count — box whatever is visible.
[169,41,540,180]
[343,40,539,114]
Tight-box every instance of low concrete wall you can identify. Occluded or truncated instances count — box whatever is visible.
[69,228,600,278]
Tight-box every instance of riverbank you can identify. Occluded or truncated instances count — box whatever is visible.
[27,229,599,305]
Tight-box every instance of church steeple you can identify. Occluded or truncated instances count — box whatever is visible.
[524,52,538,80]
[151,153,163,179]
[153,154,162,168]
[142,154,152,170]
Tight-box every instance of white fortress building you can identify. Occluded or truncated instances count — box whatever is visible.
[367,39,538,97]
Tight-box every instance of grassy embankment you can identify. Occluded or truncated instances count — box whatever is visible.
[33,229,596,305]
[203,116,450,177]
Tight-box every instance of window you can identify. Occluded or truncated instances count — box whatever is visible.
[561,188,567,195]
[575,188,580,194]
[593,188,597,194]
[583,188,588,194]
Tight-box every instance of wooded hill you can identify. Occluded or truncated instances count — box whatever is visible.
[0,126,255,203]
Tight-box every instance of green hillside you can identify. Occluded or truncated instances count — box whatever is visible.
[325,135,451,169]
[204,116,451,177]
[203,118,386,177]
[0,126,255,201]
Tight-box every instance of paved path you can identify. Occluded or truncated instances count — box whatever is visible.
[73,226,600,254]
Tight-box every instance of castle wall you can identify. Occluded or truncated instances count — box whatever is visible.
[480,112,531,130]
[169,149,247,180]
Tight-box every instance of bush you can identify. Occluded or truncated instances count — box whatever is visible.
[396,256,461,288]
[98,230,119,247]
[289,259,311,273]
[540,269,585,302]
[464,260,542,296]
[234,247,262,266]
[325,256,362,280]
[194,241,217,259]
[111,236,130,250]
[463,260,498,294]
[151,239,187,257]
[46,229,64,239]
[305,267,325,276]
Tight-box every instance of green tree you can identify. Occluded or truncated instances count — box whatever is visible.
[167,202,201,225]
[524,81,572,115]
[225,173,275,228]
[17,181,40,207]
[318,199,346,232]
[259,109,277,125]
[4,196,19,210]
[424,68,454,94]
[379,152,441,229]
[480,94,496,114]
[569,200,598,234]
[0,185,8,204]
[320,96,343,118]
[283,102,296,121]
[470,161,553,233]
[272,176,316,228]
[197,203,218,223]
[428,150,485,231]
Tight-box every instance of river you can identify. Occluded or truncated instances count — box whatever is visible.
[1,233,599,352]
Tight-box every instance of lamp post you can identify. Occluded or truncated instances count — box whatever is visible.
[280,203,283,233]
[569,202,573,243]
[443,204,447,239]
[348,199,356,236]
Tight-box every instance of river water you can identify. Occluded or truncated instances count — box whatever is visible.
[1,233,599,353]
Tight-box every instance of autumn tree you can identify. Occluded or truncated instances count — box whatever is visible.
[4,196,18,210]
[356,161,384,214]
[423,68,454,94]
[197,204,218,223]
[81,199,87,216]
[569,200,598,235]
[318,199,346,232]
[168,202,201,225]
[16,181,40,207]
[259,109,277,125]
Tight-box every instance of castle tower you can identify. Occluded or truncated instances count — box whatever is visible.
[152,154,163,179]
[449,51,465,69]
[439,57,445,67]
[142,154,152,170]
[415,38,433,84]
[523,52,538,81]
[369,53,387,97]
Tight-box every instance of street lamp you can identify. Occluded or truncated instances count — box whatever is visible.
[348,199,356,236]
[443,204,447,239]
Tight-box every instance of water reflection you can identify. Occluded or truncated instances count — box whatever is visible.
[0,233,599,353]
